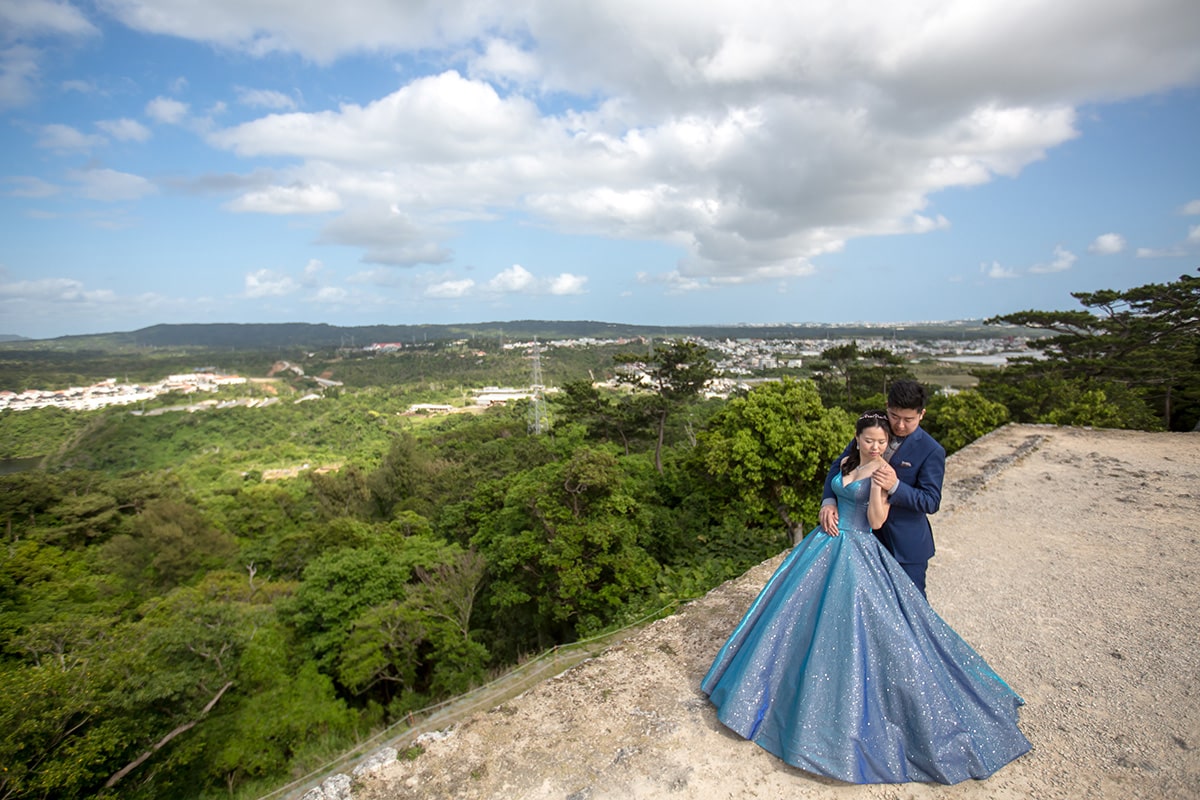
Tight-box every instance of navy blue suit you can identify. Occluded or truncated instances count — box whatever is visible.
[822,426,945,595]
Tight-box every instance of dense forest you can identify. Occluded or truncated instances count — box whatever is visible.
[0,272,1195,799]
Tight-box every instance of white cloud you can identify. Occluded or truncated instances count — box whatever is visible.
[209,59,1087,283]
[319,207,453,266]
[312,286,347,303]
[0,278,171,324]
[1182,199,1200,215]
[36,123,105,153]
[469,38,542,87]
[346,267,404,286]
[1135,246,1187,258]
[89,1,1200,286]
[0,0,97,110]
[707,261,818,284]
[210,70,547,165]
[425,278,475,299]
[0,276,107,302]
[548,273,587,295]
[100,0,499,63]
[698,31,781,84]
[485,264,536,293]
[480,264,589,296]
[638,270,713,293]
[1188,224,1200,244]
[146,96,190,124]
[3,175,59,197]
[0,273,186,337]
[1,0,98,38]
[301,259,323,284]
[1029,245,1077,274]
[97,0,1200,103]
[97,117,152,142]
[227,184,342,214]
[244,269,299,298]
[982,261,1018,279]
[68,168,157,201]
[1087,233,1125,255]
[0,44,40,109]
[236,86,298,110]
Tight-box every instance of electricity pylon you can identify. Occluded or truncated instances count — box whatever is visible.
[528,338,548,434]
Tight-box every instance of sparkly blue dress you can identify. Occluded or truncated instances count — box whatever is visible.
[701,473,1031,784]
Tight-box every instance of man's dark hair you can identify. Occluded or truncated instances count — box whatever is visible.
[887,379,928,411]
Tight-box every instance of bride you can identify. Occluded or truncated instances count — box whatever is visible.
[701,411,1031,784]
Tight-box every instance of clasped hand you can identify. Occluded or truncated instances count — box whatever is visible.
[821,460,897,536]
[871,461,897,492]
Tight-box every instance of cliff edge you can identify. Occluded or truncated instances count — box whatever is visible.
[331,424,1199,800]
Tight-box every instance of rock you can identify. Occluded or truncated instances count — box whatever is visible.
[301,772,352,800]
[352,748,399,779]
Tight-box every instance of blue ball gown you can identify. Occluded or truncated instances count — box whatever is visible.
[701,472,1032,784]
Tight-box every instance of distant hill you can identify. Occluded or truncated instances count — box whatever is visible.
[2,320,1034,351]
[0,334,29,342]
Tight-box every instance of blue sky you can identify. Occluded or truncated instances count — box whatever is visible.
[2,0,1199,340]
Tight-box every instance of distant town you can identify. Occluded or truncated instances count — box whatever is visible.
[0,333,1032,413]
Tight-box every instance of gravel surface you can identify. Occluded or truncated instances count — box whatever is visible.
[346,424,1200,800]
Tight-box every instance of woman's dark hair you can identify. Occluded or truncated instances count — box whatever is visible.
[841,410,891,476]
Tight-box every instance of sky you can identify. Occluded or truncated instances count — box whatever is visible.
[1,1,1199,340]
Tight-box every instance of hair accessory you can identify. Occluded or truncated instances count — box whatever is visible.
[858,412,887,421]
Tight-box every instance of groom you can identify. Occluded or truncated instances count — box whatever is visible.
[818,379,946,597]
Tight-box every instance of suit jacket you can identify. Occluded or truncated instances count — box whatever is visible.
[822,426,946,565]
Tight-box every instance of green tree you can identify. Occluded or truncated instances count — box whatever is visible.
[286,538,442,673]
[409,549,486,644]
[308,463,372,520]
[284,532,485,710]
[552,379,654,454]
[335,597,428,702]
[0,539,125,799]
[811,341,913,410]
[613,339,716,472]
[1037,380,1162,429]
[0,471,64,536]
[97,499,237,592]
[1,539,120,663]
[94,583,255,796]
[0,406,97,460]
[325,547,489,711]
[1,576,269,800]
[367,431,440,518]
[471,447,659,645]
[203,650,354,794]
[922,390,1010,454]
[986,270,1199,430]
[39,491,127,548]
[408,549,489,696]
[421,410,558,510]
[975,373,1164,431]
[698,379,854,542]
[109,572,354,798]
[0,650,108,799]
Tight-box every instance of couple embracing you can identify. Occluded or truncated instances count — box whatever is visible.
[818,379,942,597]
[702,380,1031,785]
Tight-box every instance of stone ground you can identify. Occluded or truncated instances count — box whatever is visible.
[330,424,1199,800]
